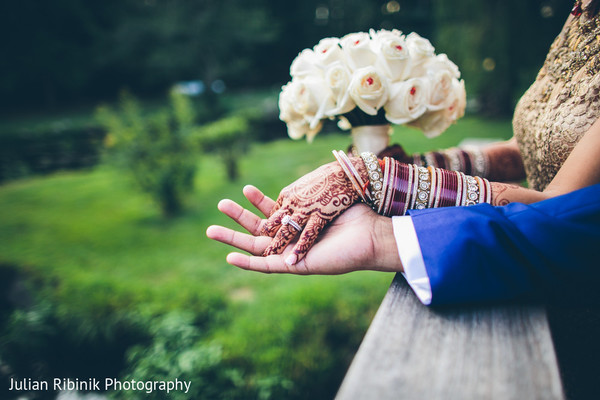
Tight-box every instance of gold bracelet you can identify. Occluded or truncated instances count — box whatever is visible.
[360,152,384,210]
[464,174,480,206]
[427,166,437,208]
[415,166,431,210]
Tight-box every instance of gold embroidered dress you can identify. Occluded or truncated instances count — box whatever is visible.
[513,7,600,190]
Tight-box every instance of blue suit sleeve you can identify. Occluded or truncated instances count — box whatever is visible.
[406,183,600,305]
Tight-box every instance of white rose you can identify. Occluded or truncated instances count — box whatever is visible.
[279,82,319,140]
[369,28,403,41]
[324,62,356,116]
[348,66,389,115]
[407,110,452,138]
[313,37,345,68]
[384,77,429,124]
[291,77,336,129]
[447,79,466,121]
[425,53,460,79]
[408,79,466,137]
[290,49,322,78]
[287,118,323,142]
[404,32,435,77]
[278,82,304,123]
[406,32,435,59]
[426,69,454,111]
[372,32,410,82]
[279,80,328,141]
[340,32,377,70]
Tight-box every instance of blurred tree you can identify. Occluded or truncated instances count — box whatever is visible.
[96,0,280,93]
[196,115,249,181]
[96,90,197,217]
[0,0,577,116]
[0,0,281,109]
[195,115,249,181]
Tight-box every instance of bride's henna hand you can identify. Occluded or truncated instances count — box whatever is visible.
[261,160,367,264]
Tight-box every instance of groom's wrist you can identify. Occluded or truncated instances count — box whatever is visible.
[373,214,404,273]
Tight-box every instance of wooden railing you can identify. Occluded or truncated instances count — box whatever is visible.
[336,274,565,400]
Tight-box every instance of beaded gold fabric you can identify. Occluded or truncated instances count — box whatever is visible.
[513,5,600,190]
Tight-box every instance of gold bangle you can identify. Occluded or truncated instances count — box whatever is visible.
[415,166,431,210]
[427,166,437,208]
[464,174,479,206]
[361,152,384,210]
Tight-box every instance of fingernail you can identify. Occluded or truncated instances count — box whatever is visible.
[285,254,297,266]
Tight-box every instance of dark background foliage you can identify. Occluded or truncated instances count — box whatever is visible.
[0,0,574,115]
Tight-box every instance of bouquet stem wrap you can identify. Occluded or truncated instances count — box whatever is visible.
[351,124,391,154]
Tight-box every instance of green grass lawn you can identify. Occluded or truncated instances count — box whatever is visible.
[0,116,512,398]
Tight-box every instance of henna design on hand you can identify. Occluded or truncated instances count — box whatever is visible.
[291,215,328,257]
[261,160,364,262]
[490,182,523,206]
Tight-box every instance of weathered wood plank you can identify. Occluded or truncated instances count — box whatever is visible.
[336,274,564,400]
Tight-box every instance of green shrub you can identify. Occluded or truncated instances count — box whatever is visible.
[112,311,245,400]
[0,301,149,400]
[96,91,198,217]
[196,115,249,181]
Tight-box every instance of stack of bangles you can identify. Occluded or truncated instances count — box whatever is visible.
[413,146,489,177]
[333,150,492,217]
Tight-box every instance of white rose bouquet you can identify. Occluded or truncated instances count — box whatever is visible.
[278,29,466,150]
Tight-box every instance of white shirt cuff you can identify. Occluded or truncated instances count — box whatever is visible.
[392,215,432,305]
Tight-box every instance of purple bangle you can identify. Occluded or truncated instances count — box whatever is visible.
[389,162,410,216]
[459,149,472,175]
[387,161,402,216]
[439,169,458,207]
[433,151,447,170]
